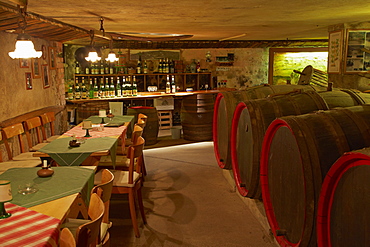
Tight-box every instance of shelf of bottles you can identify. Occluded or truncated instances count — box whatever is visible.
[68,59,213,100]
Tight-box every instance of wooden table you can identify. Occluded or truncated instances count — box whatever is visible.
[33,115,134,167]
[0,166,95,246]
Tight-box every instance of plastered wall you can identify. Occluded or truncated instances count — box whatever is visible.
[0,32,66,123]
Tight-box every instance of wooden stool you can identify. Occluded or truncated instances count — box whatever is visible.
[157,110,172,130]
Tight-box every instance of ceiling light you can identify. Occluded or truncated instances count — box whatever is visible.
[86,48,101,62]
[105,51,118,62]
[8,33,42,59]
[105,39,118,62]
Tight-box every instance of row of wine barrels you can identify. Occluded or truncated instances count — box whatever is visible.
[127,106,159,145]
[213,83,321,169]
[317,148,370,247]
[260,105,370,247]
[231,88,370,199]
[181,93,216,141]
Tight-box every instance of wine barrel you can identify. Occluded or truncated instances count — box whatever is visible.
[127,106,158,145]
[213,84,320,169]
[317,148,370,247]
[297,65,328,88]
[181,93,215,141]
[76,101,109,123]
[231,88,370,199]
[260,105,370,247]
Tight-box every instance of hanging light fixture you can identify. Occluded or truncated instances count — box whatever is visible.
[85,31,101,62]
[8,6,42,59]
[105,39,118,63]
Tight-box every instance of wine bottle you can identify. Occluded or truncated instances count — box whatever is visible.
[171,75,176,93]
[166,75,171,93]
[109,63,114,74]
[75,61,80,74]
[85,63,90,74]
[136,56,142,74]
[158,59,163,73]
[89,78,94,99]
[105,62,109,74]
[81,77,87,99]
[100,62,105,75]
[127,76,132,96]
[122,76,127,97]
[68,83,74,100]
[116,77,122,97]
[110,77,115,98]
[93,78,99,98]
[100,79,105,98]
[196,60,201,73]
[105,77,110,97]
[143,60,148,74]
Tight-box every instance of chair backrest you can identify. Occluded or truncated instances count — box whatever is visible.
[91,169,114,224]
[59,228,76,247]
[40,111,56,140]
[131,124,143,144]
[127,136,145,184]
[23,116,43,148]
[76,193,104,247]
[138,113,148,123]
[1,123,26,160]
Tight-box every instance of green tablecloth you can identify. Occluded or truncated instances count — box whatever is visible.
[0,167,94,208]
[87,115,134,126]
[39,136,118,166]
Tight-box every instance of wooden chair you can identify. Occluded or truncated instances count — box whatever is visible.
[99,124,143,170]
[91,169,114,244]
[95,136,147,238]
[0,128,40,172]
[59,228,76,247]
[23,116,48,152]
[40,112,61,143]
[1,123,42,162]
[63,193,105,247]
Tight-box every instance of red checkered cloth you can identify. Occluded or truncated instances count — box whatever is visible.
[0,203,60,247]
[63,125,127,139]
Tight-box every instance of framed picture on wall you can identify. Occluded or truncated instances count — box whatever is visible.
[41,45,47,60]
[42,64,50,88]
[31,58,41,78]
[19,58,30,68]
[328,31,343,73]
[25,72,32,90]
[49,46,56,70]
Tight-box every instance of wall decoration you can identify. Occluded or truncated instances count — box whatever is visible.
[31,58,41,78]
[41,45,47,60]
[49,46,56,69]
[25,72,32,90]
[345,30,370,73]
[42,64,50,88]
[328,31,343,73]
[19,58,29,68]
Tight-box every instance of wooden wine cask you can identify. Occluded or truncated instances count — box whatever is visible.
[213,84,320,169]
[127,106,159,145]
[231,88,370,199]
[260,105,370,247]
[317,148,370,247]
[181,93,216,141]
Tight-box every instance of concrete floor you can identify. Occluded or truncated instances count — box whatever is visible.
[108,130,278,246]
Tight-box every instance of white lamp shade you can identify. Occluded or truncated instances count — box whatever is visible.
[8,40,42,59]
[86,51,101,62]
[99,109,107,118]
[105,52,119,62]
[0,180,12,202]
[82,120,92,129]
